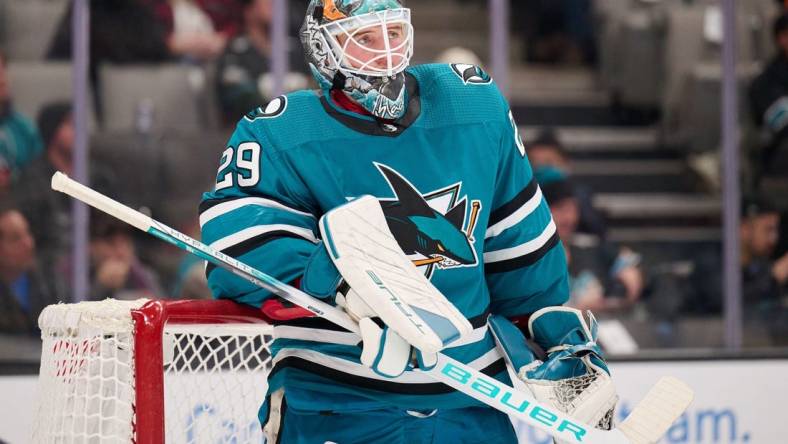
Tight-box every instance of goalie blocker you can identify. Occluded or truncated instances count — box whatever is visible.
[294,195,475,377]
[320,195,474,354]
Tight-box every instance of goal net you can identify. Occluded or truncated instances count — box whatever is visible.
[32,298,274,444]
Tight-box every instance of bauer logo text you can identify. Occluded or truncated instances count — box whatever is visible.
[440,362,587,442]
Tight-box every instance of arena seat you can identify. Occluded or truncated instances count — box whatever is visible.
[609,0,671,109]
[678,61,761,153]
[601,0,764,116]
[599,0,695,109]
[594,0,632,91]
[90,129,230,227]
[1,0,68,60]
[158,130,230,223]
[752,0,783,61]
[90,131,170,214]
[99,64,211,133]
[0,0,5,47]
[6,61,97,128]
[661,3,760,149]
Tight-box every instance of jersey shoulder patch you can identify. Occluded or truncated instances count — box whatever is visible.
[449,63,492,85]
[408,63,493,88]
[244,95,288,121]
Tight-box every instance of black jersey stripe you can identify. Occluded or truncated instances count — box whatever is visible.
[269,356,506,395]
[205,230,313,277]
[484,231,561,274]
[488,178,539,227]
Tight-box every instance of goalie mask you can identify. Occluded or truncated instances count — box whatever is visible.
[300,0,414,120]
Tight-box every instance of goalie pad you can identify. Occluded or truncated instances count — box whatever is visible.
[319,195,472,354]
[489,313,618,438]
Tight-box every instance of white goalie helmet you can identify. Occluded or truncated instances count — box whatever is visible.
[300,0,414,120]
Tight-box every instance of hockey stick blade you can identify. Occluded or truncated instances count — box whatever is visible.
[618,376,694,444]
[51,171,693,444]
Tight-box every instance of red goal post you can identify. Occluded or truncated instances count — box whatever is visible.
[32,298,273,444]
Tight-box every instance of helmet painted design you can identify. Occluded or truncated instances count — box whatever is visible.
[300,0,414,120]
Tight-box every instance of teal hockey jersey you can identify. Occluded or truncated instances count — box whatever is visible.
[199,63,569,412]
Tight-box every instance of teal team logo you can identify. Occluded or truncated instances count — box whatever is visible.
[244,96,288,121]
[450,64,492,85]
[375,163,481,279]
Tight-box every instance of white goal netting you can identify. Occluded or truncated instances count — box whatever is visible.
[32,299,274,444]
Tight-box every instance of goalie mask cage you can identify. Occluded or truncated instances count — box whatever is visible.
[32,299,274,444]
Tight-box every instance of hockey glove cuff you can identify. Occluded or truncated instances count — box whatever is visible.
[336,283,414,377]
[301,241,343,300]
[522,307,618,432]
[527,306,610,378]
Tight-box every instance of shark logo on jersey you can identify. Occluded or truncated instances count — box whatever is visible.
[244,96,288,121]
[450,64,492,85]
[375,163,482,279]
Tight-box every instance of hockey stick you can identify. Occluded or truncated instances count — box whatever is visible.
[51,171,692,444]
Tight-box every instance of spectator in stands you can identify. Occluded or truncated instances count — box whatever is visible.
[215,0,309,125]
[0,50,44,179]
[172,253,212,299]
[89,212,164,301]
[749,13,788,179]
[14,102,115,277]
[778,208,788,261]
[527,128,607,238]
[740,199,788,305]
[0,203,58,335]
[0,158,12,199]
[516,0,597,65]
[539,171,643,312]
[687,197,788,342]
[51,0,243,63]
[48,0,172,120]
[526,128,571,171]
[142,0,245,62]
[48,0,171,66]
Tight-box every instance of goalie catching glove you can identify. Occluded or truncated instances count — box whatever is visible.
[301,196,473,377]
[489,307,618,438]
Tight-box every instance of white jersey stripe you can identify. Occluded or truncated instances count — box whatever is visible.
[209,224,318,252]
[483,219,557,263]
[200,197,315,228]
[273,324,490,349]
[485,187,544,239]
[272,346,502,384]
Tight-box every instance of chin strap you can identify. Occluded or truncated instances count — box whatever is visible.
[332,71,347,91]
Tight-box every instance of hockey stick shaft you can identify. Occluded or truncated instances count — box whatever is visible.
[50,172,353,330]
[51,172,688,444]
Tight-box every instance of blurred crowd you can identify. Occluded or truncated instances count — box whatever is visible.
[525,128,788,346]
[0,0,785,348]
[44,0,310,125]
[0,0,306,335]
